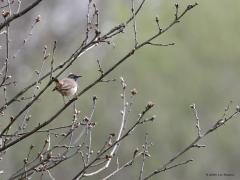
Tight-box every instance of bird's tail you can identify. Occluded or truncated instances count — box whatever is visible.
[52,77,59,91]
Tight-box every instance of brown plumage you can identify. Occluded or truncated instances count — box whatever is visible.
[52,74,82,100]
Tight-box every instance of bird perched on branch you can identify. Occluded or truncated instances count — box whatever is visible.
[53,73,82,103]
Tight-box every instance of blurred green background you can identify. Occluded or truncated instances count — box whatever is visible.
[1,0,240,179]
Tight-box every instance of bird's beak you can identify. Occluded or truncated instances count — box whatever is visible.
[74,75,82,80]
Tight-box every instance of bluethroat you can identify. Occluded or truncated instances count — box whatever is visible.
[53,73,82,103]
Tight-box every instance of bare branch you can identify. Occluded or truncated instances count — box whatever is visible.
[143,109,239,180]
[146,42,175,47]
[82,77,128,177]
[72,102,155,179]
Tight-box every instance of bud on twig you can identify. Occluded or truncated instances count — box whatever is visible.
[131,88,137,96]
[146,101,154,110]
[35,15,41,23]
[2,10,9,18]
[236,105,240,112]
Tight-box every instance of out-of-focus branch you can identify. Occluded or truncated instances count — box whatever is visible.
[0,0,43,31]
[0,25,9,87]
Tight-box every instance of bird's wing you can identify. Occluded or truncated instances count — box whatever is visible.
[52,77,59,83]
[60,79,76,90]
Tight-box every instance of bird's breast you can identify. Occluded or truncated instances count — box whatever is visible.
[66,86,77,96]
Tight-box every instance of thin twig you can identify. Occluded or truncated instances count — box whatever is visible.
[0,0,43,31]
[50,41,57,81]
[190,103,202,137]
[139,133,148,180]
[131,0,138,47]
[0,23,9,87]
[16,0,22,14]
[103,151,143,180]
[82,77,128,177]
[146,42,175,47]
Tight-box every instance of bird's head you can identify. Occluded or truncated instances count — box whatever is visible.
[68,73,82,81]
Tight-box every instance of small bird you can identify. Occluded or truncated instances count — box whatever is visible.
[53,73,82,103]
